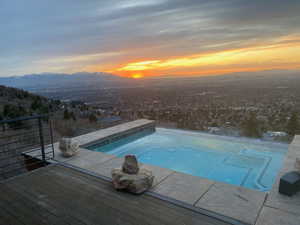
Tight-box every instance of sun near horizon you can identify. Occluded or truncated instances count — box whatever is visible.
[131,73,144,79]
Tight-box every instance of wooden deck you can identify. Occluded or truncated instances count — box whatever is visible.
[0,164,245,225]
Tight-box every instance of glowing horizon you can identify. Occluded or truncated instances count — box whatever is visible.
[1,0,300,78]
[103,35,300,78]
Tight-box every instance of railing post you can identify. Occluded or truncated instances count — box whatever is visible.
[38,117,46,163]
[49,119,55,159]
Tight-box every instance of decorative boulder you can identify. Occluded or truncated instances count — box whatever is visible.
[59,137,80,157]
[112,168,154,194]
[111,155,154,194]
[122,155,139,174]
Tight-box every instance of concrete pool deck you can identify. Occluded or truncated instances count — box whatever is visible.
[24,119,300,225]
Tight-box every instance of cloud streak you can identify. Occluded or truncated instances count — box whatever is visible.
[1,0,300,77]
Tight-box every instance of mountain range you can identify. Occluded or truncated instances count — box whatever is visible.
[0,69,299,93]
[0,72,134,91]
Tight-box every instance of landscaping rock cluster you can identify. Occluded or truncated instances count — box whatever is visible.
[112,155,154,194]
[59,137,80,157]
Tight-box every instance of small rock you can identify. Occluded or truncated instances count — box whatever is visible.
[59,137,79,157]
[122,155,139,174]
[112,168,154,194]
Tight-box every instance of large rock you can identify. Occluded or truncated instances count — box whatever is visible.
[112,168,154,194]
[122,155,139,174]
[59,137,80,157]
[112,155,154,194]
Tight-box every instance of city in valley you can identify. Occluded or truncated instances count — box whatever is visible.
[2,70,297,142]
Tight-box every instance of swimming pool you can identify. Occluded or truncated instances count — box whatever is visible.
[87,128,288,191]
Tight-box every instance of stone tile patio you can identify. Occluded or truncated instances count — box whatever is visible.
[140,164,175,187]
[291,135,300,147]
[87,156,125,177]
[196,182,266,225]
[256,206,300,225]
[23,120,300,225]
[264,141,300,219]
[66,151,115,169]
[153,172,214,205]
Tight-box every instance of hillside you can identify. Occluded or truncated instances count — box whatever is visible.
[0,85,114,138]
[0,85,60,120]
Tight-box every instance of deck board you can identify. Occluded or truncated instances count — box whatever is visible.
[0,165,244,225]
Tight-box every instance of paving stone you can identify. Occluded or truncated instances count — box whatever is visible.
[291,135,300,147]
[140,164,175,187]
[53,145,94,163]
[265,179,300,216]
[286,143,300,158]
[153,172,214,205]
[88,157,125,178]
[256,206,300,225]
[196,182,266,225]
[66,151,115,169]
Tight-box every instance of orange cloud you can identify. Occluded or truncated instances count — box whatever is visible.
[118,60,161,71]
[110,35,300,77]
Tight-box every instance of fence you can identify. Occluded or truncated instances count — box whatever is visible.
[0,115,54,180]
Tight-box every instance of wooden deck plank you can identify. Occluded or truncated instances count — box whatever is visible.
[4,173,89,225]
[0,206,25,225]
[0,165,243,225]
[3,169,84,225]
[1,183,74,225]
[0,186,50,225]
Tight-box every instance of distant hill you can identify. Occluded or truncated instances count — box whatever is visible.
[0,72,134,92]
[1,69,299,99]
[0,85,60,120]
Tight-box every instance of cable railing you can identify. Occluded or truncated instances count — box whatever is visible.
[0,115,54,180]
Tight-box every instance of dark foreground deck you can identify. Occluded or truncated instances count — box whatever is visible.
[0,164,245,225]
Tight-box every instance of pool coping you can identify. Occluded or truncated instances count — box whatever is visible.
[23,120,300,225]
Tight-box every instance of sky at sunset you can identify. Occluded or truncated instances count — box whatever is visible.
[1,0,300,78]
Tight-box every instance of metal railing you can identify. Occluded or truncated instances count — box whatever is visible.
[0,115,54,180]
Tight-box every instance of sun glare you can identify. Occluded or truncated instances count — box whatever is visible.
[132,73,143,79]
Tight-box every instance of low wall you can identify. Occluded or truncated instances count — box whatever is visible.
[81,120,155,149]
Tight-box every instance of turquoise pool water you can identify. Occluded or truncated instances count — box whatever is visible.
[88,128,288,191]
